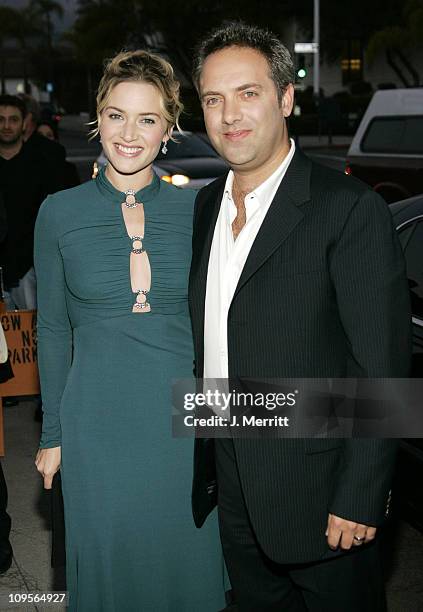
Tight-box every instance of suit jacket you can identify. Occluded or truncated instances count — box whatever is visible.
[188,147,412,564]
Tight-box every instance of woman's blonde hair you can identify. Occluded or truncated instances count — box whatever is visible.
[90,49,183,139]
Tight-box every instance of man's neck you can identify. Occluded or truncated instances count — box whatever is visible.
[232,139,292,195]
[0,141,23,161]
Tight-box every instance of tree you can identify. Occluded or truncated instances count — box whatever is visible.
[29,0,64,50]
[0,5,38,94]
[0,7,20,93]
[367,0,423,86]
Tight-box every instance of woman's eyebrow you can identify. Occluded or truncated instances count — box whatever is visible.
[104,106,160,117]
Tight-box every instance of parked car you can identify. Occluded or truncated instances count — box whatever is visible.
[96,131,228,190]
[346,89,423,203]
[39,102,64,127]
[390,194,423,532]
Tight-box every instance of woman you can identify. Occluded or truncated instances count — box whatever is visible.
[34,50,225,611]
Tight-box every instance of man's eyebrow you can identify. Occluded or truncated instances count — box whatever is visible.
[201,83,262,99]
[200,91,221,100]
[235,83,262,91]
[104,106,160,117]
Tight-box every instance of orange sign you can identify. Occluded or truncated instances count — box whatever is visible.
[0,310,40,396]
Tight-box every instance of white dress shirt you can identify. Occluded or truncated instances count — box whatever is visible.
[203,139,296,379]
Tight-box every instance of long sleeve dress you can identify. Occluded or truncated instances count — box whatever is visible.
[34,167,225,612]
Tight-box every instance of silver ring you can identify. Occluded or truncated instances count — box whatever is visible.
[353,535,363,542]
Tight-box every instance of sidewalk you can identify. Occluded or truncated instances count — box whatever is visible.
[0,401,65,612]
[0,400,422,611]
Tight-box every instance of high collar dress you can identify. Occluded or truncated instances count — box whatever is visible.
[34,167,225,611]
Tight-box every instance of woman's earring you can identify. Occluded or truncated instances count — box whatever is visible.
[161,141,168,155]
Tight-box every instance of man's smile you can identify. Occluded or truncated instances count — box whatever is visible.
[223,130,251,141]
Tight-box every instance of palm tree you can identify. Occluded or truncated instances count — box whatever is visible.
[0,7,20,93]
[0,6,36,94]
[29,0,64,51]
[367,0,423,87]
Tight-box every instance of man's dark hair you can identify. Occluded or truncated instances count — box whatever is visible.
[192,21,295,101]
[0,95,26,119]
[17,94,40,123]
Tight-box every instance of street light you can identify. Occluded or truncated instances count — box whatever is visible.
[313,0,320,97]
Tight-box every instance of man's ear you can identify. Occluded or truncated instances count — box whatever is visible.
[281,84,295,118]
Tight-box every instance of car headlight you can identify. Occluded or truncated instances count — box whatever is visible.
[161,174,190,186]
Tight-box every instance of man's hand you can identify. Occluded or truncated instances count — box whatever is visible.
[325,513,376,550]
[35,446,61,490]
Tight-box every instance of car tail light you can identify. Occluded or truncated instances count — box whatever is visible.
[345,162,352,175]
[161,174,190,186]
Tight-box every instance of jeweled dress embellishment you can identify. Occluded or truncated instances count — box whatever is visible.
[121,192,151,313]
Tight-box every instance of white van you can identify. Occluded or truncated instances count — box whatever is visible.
[346,89,423,203]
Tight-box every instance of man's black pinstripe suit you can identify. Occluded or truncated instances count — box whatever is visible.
[188,147,411,608]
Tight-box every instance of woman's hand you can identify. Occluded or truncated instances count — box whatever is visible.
[35,446,61,489]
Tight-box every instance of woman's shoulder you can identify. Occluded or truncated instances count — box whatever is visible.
[39,179,95,215]
[37,179,97,232]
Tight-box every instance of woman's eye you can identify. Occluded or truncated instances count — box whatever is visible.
[109,113,122,120]
[141,118,155,125]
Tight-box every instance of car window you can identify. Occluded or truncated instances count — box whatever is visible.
[361,116,423,154]
[156,134,216,160]
[401,220,423,318]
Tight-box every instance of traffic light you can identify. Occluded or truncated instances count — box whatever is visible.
[296,55,307,79]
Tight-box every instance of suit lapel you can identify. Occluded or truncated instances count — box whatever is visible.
[233,147,312,299]
[190,175,226,295]
[189,175,227,372]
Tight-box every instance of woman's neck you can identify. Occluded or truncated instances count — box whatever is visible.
[105,163,154,193]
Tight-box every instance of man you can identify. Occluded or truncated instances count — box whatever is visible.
[188,23,411,611]
[0,193,13,575]
[19,95,79,192]
[0,95,55,309]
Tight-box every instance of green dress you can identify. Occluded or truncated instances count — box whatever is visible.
[34,168,225,612]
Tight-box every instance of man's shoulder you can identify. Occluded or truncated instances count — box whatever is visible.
[303,154,392,233]
[196,174,228,204]
[24,133,66,162]
[307,154,371,203]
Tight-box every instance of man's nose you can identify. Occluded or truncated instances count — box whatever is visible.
[222,99,242,125]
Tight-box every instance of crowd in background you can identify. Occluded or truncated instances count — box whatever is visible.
[0,93,79,310]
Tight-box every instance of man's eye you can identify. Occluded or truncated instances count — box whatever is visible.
[205,98,219,107]
[244,91,257,98]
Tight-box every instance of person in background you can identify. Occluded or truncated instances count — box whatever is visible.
[0,192,14,575]
[0,94,50,309]
[0,465,12,575]
[37,120,80,189]
[20,95,79,191]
